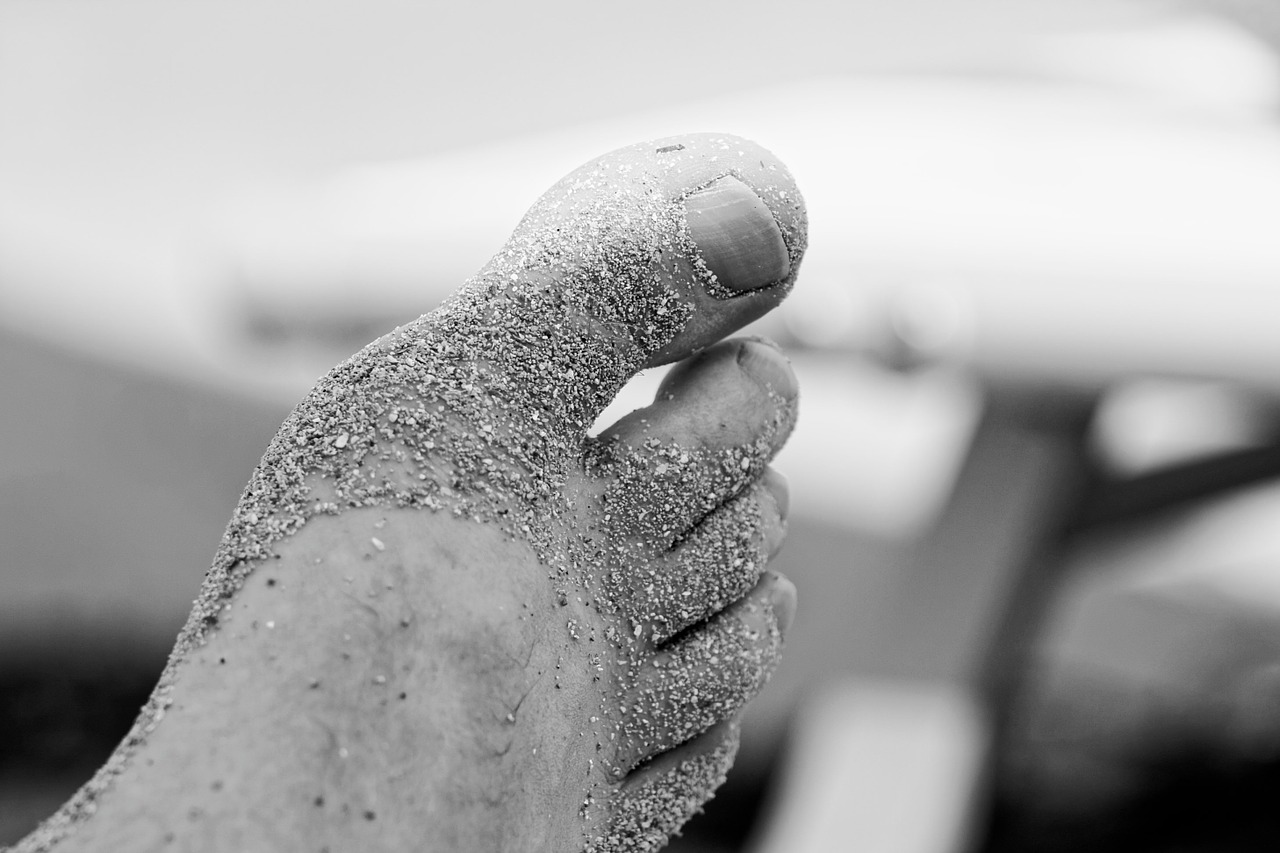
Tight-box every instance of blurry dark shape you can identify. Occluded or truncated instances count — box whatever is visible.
[0,662,161,844]
[972,378,1280,852]
[0,665,158,773]
[990,660,1280,852]
[1079,440,1280,529]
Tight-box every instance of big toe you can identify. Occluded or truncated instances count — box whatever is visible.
[453,133,806,436]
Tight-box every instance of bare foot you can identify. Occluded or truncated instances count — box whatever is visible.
[14,133,807,853]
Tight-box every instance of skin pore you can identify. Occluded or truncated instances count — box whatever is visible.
[10,133,807,853]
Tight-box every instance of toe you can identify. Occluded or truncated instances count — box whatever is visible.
[587,719,741,853]
[660,469,789,641]
[448,133,806,439]
[592,338,798,547]
[649,168,801,367]
[520,132,807,367]
[612,469,789,645]
[638,135,807,365]
[613,572,795,773]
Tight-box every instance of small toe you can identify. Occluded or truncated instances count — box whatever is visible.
[613,572,795,773]
[587,719,742,853]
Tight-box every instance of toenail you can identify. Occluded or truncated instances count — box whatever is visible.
[767,573,797,636]
[735,339,798,399]
[685,176,791,294]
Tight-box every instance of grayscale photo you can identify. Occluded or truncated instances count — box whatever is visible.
[3,1,1280,850]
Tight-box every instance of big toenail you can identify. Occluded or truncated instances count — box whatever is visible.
[685,176,790,293]
[735,339,799,399]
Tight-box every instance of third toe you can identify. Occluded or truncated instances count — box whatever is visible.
[629,470,790,644]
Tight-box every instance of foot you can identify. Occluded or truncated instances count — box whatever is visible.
[17,133,807,853]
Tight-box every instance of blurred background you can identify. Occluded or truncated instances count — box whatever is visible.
[6,0,1280,849]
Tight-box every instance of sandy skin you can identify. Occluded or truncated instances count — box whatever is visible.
[12,133,808,853]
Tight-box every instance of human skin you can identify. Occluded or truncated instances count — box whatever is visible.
[11,133,807,853]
